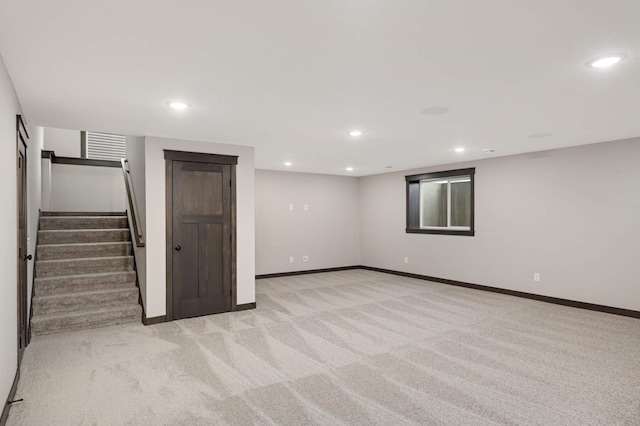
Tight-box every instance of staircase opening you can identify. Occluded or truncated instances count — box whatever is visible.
[32,126,146,336]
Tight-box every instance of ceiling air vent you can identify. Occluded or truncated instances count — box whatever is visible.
[83,131,127,161]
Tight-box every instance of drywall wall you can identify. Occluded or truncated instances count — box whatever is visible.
[359,138,640,311]
[26,126,43,321]
[43,127,81,157]
[144,136,255,318]
[41,157,52,211]
[255,170,360,275]
[0,54,21,416]
[125,136,147,311]
[49,163,126,211]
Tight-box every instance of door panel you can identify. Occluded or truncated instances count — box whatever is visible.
[178,223,199,301]
[181,169,224,216]
[171,160,231,319]
[202,223,224,297]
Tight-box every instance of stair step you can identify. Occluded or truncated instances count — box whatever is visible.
[32,288,139,316]
[37,242,132,260]
[40,216,128,230]
[31,304,142,336]
[38,229,130,244]
[35,271,137,296]
[36,256,134,278]
[40,216,129,230]
[42,211,126,217]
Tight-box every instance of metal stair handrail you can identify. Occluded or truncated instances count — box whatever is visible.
[120,159,145,247]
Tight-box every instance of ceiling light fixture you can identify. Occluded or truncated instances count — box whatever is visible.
[167,101,190,110]
[482,148,495,153]
[348,130,363,137]
[284,161,293,167]
[384,165,393,169]
[346,167,354,172]
[586,53,627,68]
[454,147,466,153]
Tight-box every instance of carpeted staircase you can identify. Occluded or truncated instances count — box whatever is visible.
[30,212,142,336]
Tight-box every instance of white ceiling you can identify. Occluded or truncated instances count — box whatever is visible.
[0,0,639,176]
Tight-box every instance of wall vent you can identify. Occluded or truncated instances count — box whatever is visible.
[83,132,126,161]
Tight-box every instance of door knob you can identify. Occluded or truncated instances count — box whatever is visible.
[175,245,181,251]
[23,254,32,261]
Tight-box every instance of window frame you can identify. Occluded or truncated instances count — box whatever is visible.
[405,167,475,236]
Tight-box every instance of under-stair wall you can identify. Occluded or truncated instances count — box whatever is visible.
[41,130,126,213]
[42,161,126,212]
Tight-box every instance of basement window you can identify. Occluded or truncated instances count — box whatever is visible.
[81,131,127,161]
[405,168,475,236]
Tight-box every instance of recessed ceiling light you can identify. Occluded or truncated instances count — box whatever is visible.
[454,147,466,153]
[384,165,393,169]
[586,53,627,68]
[421,107,449,116]
[528,133,552,138]
[167,101,190,110]
[346,167,354,172]
[284,161,293,167]
[348,130,363,137]
[482,148,495,153]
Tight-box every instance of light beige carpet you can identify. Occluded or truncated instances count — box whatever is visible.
[8,270,640,425]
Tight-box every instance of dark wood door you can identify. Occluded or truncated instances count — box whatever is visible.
[170,160,232,319]
[17,136,28,363]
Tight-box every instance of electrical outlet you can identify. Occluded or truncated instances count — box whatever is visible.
[289,256,294,263]
[303,255,309,262]
[533,273,540,282]
[404,257,409,264]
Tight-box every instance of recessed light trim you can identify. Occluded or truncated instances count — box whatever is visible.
[283,161,293,167]
[167,101,191,110]
[346,167,354,172]
[454,147,466,153]
[348,130,363,137]
[421,107,449,116]
[586,53,627,68]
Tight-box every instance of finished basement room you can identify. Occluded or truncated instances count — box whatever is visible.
[0,1,639,425]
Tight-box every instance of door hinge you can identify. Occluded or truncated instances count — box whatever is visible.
[229,180,232,187]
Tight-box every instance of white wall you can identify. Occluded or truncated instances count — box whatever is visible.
[41,158,52,211]
[43,127,81,157]
[359,138,640,311]
[0,54,29,412]
[49,164,126,212]
[26,126,43,321]
[125,136,147,311]
[255,170,360,275]
[144,136,255,318]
